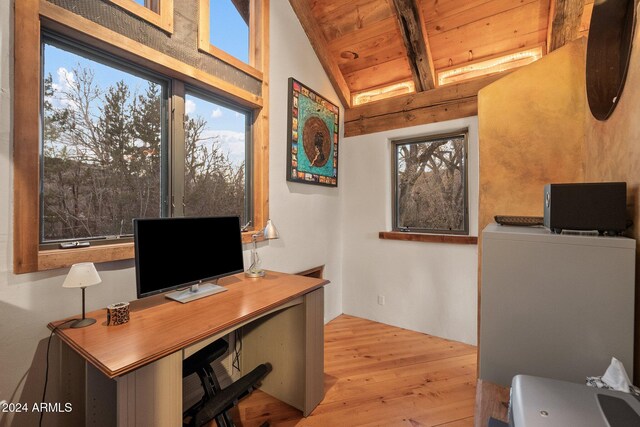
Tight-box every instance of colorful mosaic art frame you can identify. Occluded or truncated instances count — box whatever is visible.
[286,78,339,187]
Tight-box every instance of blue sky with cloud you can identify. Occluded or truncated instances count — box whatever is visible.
[44,48,248,168]
[185,92,248,167]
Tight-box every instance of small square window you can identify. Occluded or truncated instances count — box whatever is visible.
[392,132,469,234]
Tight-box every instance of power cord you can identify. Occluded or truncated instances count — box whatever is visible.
[40,319,77,427]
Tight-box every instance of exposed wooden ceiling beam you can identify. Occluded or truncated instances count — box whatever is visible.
[289,0,351,108]
[345,73,506,137]
[391,0,436,91]
[547,0,586,53]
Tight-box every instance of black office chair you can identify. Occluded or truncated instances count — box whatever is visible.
[182,338,272,427]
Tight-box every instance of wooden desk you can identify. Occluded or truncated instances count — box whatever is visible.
[49,271,328,427]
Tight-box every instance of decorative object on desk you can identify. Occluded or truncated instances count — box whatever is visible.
[287,78,339,187]
[106,302,130,326]
[245,219,279,278]
[62,262,101,328]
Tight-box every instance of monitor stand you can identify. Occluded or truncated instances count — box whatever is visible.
[165,282,227,303]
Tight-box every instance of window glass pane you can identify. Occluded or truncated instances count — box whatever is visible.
[42,41,165,243]
[395,134,467,233]
[209,0,250,63]
[133,0,158,13]
[184,92,250,224]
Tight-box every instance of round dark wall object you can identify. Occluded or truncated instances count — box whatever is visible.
[586,0,636,121]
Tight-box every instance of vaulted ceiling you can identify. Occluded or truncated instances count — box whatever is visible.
[290,0,592,135]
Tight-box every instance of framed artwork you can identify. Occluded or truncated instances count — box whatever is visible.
[287,78,339,187]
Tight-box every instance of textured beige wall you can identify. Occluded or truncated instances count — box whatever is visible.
[478,27,640,382]
[476,38,588,368]
[584,4,640,381]
[478,38,587,234]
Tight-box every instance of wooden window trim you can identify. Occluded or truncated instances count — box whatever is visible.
[13,0,270,273]
[197,0,264,81]
[39,1,262,108]
[379,232,478,245]
[108,0,174,34]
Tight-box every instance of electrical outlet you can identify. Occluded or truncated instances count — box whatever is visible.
[377,295,385,306]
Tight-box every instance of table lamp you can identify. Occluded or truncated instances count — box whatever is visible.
[63,262,102,328]
[245,219,279,278]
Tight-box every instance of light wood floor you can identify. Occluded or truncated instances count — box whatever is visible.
[230,314,478,427]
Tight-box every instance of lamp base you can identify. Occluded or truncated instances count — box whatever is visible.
[245,269,265,278]
[71,317,96,328]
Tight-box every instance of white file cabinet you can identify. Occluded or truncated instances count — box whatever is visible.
[480,224,635,386]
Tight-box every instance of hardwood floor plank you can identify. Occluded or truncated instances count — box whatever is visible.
[229,314,478,426]
[437,416,475,427]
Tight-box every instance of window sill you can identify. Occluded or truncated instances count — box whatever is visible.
[38,242,135,271]
[379,231,478,245]
[35,232,260,271]
[198,44,263,81]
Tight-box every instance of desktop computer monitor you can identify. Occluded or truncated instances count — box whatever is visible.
[133,216,244,303]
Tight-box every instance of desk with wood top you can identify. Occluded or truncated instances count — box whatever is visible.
[49,271,328,427]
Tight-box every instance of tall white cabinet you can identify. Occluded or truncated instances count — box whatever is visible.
[480,224,635,386]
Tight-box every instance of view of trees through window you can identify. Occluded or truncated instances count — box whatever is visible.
[184,93,249,223]
[42,41,251,244]
[394,134,467,233]
[42,42,165,242]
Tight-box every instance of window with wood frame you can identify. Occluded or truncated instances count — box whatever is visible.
[40,35,255,248]
[392,131,469,235]
[41,36,169,246]
[13,0,269,273]
[198,0,263,80]
[108,0,174,33]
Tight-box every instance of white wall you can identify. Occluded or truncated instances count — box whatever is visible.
[0,0,343,419]
[341,117,479,345]
[260,0,344,323]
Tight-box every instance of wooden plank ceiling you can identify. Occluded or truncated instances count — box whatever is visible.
[290,0,593,136]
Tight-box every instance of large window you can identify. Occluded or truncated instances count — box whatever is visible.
[42,38,168,244]
[392,131,468,235]
[41,36,253,247]
[15,0,269,273]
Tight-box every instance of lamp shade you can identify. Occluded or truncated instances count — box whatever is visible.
[63,262,102,288]
[263,219,279,240]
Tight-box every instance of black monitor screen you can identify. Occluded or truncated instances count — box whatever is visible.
[134,216,244,298]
